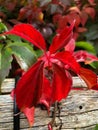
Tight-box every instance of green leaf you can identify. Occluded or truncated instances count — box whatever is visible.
[35,49,43,57]
[0,44,3,49]
[85,24,98,41]
[0,22,8,40]
[47,4,59,14]
[7,42,37,69]
[38,0,51,7]
[7,35,22,42]
[0,46,12,90]
[76,41,96,54]
[93,124,98,130]
[0,44,3,69]
[90,62,98,74]
[0,22,8,33]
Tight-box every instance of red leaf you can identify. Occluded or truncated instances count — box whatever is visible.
[92,83,98,91]
[92,76,98,91]
[65,38,75,53]
[73,32,79,40]
[5,24,46,51]
[53,14,62,24]
[84,7,96,19]
[39,76,52,112]
[66,12,81,28]
[48,123,53,130]
[15,60,44,109]
[77,27,87,33]
[79,67,97,89]
[18,7,28,20]
[88,0,96,6]
[5,2,16,11]
[51,64,72,102]
[23,107,35,127]
[10,89,15,99]
[74,50,98,64]
[49,21,75,53]
[54,51,80,74]
[54,15,68,32]
[92,84,98,90]
[80,11,88,26]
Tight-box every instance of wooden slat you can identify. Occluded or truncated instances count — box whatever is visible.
[1,77,87,94]
[0,77,98,130]
[0,90,98,129]
[1,78,15,93]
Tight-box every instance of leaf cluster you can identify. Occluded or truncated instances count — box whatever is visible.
[0,0,98,86]
[0,0,97,41]
[0,22,37,89]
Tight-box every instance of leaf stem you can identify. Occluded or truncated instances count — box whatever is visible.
[48,101,58,129]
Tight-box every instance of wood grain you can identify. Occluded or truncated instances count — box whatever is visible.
[1,77,87,94]
[0,77,98,130]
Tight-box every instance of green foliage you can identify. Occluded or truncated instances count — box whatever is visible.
[0,22,7,40]
[90,62,98,74]
[84,22,98,55]
[0,23,37,87]
[76,41,96,54]
[76,41,98,71]
[0,46,12,91]
[7,41,37,68]
[0,22,7,32]
[93,124,98,130]
[7,35,22,42]
[85,24,98,41]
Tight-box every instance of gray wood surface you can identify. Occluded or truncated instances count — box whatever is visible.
[0,77,98,130]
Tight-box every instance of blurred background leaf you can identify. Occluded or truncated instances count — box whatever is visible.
[76,41,96,54]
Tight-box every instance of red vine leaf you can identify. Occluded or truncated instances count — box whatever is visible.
[22,107,35,127]
[84,7,96,19]
[54,51,80,74]
[49,22,75,53]
[15,61,44,109]
[5,24,46,51]
[51,64,72,102]
[79,67,97,89]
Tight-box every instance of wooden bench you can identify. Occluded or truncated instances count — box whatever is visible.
[0,77,98,130]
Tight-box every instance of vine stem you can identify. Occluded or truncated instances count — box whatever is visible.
[48,101,58,129]
[48,102,63,130]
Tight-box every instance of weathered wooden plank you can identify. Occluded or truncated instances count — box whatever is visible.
[1,77,87,94]
[0,89,98,130]
[1,78,15,93]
